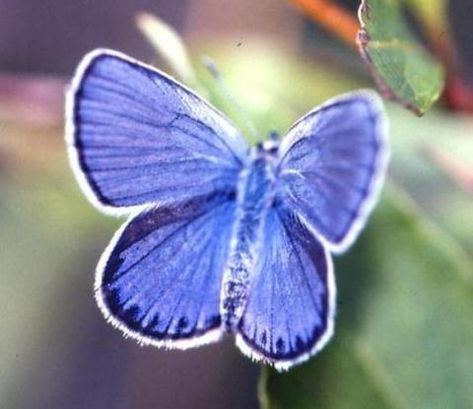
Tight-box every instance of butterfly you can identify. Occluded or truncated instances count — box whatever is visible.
[65,49,389,371]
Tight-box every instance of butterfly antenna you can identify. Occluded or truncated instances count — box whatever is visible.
[201,55,259,143]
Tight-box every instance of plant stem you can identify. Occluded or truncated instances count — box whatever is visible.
[288,0,359,47]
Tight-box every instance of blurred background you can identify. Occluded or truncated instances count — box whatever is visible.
[0,1,472,408]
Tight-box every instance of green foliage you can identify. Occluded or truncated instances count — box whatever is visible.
[358,0,445,115]
[0,160,117,403]
[261,187,473,409]
[388,105,473,251]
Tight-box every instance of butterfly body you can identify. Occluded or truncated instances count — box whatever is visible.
[66,49,388,370]
[222,142,278,329]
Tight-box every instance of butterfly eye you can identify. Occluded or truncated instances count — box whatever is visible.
[267,145,279,155]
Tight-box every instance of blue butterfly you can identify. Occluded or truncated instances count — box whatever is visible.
[65,49,389,371]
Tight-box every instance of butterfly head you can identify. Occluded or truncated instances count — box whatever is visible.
[255,130,280,160]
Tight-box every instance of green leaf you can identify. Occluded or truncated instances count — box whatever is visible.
[261,186,473,409]
[358,0,445,115]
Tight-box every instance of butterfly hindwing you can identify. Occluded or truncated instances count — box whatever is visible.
[236,204,335,370]
[66,49,248,214]
[96,192,236,348]
[277,91,388,253]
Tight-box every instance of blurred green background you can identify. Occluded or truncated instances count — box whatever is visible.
[0,1,472,408]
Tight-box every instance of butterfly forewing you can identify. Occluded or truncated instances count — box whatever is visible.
[67,49,248,214]
[277,91,388,253]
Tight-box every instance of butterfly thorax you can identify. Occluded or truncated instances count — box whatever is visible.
[221,143,278,330]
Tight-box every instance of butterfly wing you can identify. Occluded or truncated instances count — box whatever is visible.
[236,205,335,370]
[66,49,248,214]
[277,91,388,253]
[97,192,236,347]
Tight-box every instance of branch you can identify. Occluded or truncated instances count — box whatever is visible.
[288,0,359,47]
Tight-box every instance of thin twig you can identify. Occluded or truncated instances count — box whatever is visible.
[288,0,359,47]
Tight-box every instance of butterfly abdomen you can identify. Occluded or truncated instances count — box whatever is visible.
[221,152,277,330]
